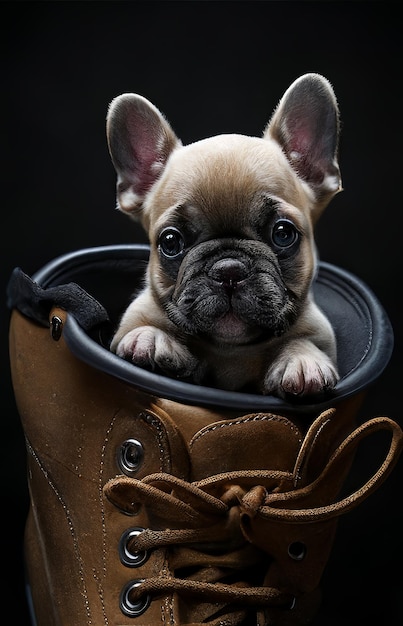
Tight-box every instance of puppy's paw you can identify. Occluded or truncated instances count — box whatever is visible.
[263,344,339,398]
[114,326,198,378]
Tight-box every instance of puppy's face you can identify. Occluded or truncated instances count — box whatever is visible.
[145,134,317,345]
[107,73,341,353]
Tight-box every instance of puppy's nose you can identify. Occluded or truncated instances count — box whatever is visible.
[210,258,248,290]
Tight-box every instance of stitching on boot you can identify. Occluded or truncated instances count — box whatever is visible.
[140,410,170,472]
[25,437,93,622]
[190,413,303,447]
[98,410,119,621]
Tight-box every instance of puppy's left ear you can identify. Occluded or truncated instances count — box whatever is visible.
[265,73,342,217]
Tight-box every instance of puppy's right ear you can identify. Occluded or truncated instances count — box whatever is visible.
[106,94,181,219]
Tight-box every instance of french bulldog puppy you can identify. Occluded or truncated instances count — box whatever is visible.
[106,73,341,398]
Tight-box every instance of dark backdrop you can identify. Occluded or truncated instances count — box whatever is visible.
[2,2,402,624]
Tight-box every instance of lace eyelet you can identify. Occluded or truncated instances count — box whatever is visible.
[287,541,306,561]
[120,579,151,617]
[119,527,149,567]
[117,439,144,476]
[51,315,63,341]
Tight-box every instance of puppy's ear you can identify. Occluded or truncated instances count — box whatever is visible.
[106,94,181,219]
[265,73,341,216]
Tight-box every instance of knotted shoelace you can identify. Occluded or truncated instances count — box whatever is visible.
[104,415,403,615]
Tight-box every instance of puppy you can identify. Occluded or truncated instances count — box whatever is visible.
[106,73,341,398]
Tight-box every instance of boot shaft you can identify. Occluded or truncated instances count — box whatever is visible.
[7,245,402,625]
[10,306,402,625]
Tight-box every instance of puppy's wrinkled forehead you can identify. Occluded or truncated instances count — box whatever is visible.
[147,134,312,227]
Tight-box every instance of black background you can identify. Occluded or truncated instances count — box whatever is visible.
[1,2,402,624]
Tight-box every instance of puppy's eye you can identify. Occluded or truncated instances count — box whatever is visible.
[271,219,299,249]
[158,227,185,258]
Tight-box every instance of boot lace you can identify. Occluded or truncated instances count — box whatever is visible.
[104,413,402,621]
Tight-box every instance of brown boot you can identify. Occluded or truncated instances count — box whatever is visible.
[9,305,402,625]
[7,245,403,625]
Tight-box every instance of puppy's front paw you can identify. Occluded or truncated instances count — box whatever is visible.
[263,344,339,398]
[114,326,198,378]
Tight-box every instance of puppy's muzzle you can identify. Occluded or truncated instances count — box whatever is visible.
[168,240,298,341]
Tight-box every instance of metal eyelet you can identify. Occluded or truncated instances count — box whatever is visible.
[51,316,63,341]
[119,527,148,567]
[117,439,144,476]
[120,579,151,617]
[287,541,306,561]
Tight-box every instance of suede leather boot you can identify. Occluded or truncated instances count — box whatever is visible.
[7,245,403,625]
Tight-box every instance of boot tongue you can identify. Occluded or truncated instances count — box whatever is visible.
[189,413,304,481]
